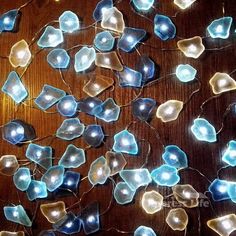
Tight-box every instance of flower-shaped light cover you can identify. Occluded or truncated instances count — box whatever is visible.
[88,156,110,185]
[56,95,77,117]
[83,125,104,147]
[93,0,113,21]
[4,205,32,227]
[34,84,66,111]
[114,182,136,205]
[77,97,102,116]
[176,64,197,83]
[166,208,188,231]
[207,17,232,39]
[191,118,217,143]
[134,226,156,236]
[59,11,80,33]
[0,155,19,176]
[0,9,19,32]
[13,167,31,191]
[113,130,138,155]
[119,168,152,191]
[59,144,86,168]
[162,145,188,169]
[2,71,28,104]
[37,26,64,48]
[132,0,154,11]
[26,180,48,201]
[151,164,180,187]
[94,31,115,52]
[56,118,85,141]
[222,140,236,166]
[47,49,70,69]
[208,179,230,201]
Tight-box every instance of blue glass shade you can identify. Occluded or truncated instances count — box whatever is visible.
[74,47,96,73]
[57,95,78,117]
[132,0,154,11]
[59,144,86,168]
[227,182,236,203]
[95,98,120,122]
[88,156,110,185]
[207,17,233,39]
[56,118,85,140]
[151,164,180,187]
[13,167,31,191]
[176,64,197,83]
[77,97,103,116]
[0,9,18,32]
[34,84,66,111]
[83,125,104,147]
[59,171,80,193]
[162,145,188,169]
[4,205,32,227]
[118,27,146,52]
[2,71,28,103]
[41,165,65,192]
[2,120,35,145]
[120,169,152,191]
[191,118,217,143]
[94,31,115,52]
[39,230,56,236]
[136,56,155,84]
[26,143,52,170]
[37,26,64,48]
[208,179,230,201]
[26,180,48,201]
[114,182,136,205]
[53,212,81,234]
[59,11,80,33]
[132,98,156,121]
[47,49,70,69]
[116,66,142,88]
[154,14,176,40]
[93,0,113,21]
[222,140,236,166]
[80,202,100,235]
[134,226,156,236]
[113,130,138,155]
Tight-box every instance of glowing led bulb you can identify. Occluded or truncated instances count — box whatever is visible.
[174,0,196,9]
[166,208,188,231]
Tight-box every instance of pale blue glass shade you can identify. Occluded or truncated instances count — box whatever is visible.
[77,97,102,116]
[207,17,233,39]
[59,11,80,33]
[162,145,188,169]
[59,171,80,193]
[26,180,48,201]
[134,226,156,236]
[116,66,142,87]
[4,205,32,227]
[88,156,110,185]
[114,182,136,204]
[95,98,120,122]
[118,27,146,52]
[94,31,115,52]
[120,168,152,191]
[37,26,64,48]
[2,120,35,145]
[83,125,104,147]
[53,212,81,235]
[151,164,180,187]
[208,179,230,201]
[191,118,217,143]
[47,49,70,69]
[113,130,138,155]
[222,140,236,166]
[13,167,31,191]
[56,118,85,140]
[132,0,154,11]
[59,144,86,168]
[132,98,156,121]
[154,14,176,40]
[176,64,197,82]
[41,165,65,192]
[26,143,52,170]
[0,9,18,32]
[74,47,96,72]
[80,202,100,235]
[93,0,113,21]
[136,56,155,84]
[227,182,236,203]
[34,84,66,110]
[57,95,78,117]
[2,71,28,103]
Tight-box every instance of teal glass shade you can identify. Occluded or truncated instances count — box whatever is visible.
[227,182,236,203]
[0,9,18,32]
[114,182,136,204]
[26,180,48,201]
[132,0,154,11]
[134,226,156,236]
[47,49,70,69]
[176,64,197,82]
[59,11,80,33]
[222,140,236,166]
[13,167,31,191]
[94,31,115,52]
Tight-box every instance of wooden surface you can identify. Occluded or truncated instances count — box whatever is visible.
[0,0,236,235]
